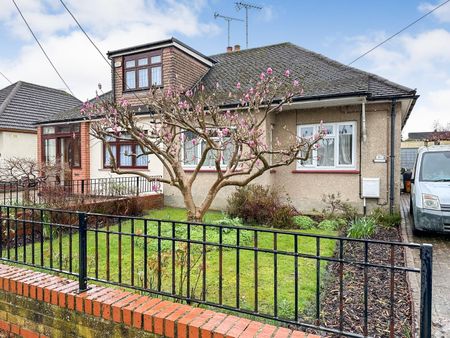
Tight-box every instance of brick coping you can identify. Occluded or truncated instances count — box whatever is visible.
[0,264,321,338]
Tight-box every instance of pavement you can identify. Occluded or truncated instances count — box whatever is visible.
[400,194,450,338]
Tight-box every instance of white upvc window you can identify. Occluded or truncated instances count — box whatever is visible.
[181,130,234,169]
[296,121,357,170]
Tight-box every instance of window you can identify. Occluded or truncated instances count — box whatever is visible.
[123,51,163,91]
[297,121,356,170]
[103,134,149,169]
[182,130,234,169]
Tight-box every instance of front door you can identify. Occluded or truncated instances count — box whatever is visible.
[56,138,72,184]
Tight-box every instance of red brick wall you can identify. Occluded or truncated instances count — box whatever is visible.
[71,121,90,181]
[36,126,43,171]
[0,264,319,338]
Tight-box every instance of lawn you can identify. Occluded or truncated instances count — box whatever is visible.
[9,207,337,321]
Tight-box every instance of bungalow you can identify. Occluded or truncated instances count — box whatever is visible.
[36,38,418,213]
[0,81,81,165]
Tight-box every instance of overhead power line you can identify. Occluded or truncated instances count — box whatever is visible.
[58,0,147,106]
[11,0,75,96]
[348,0,450,65]
[0,71,12,84]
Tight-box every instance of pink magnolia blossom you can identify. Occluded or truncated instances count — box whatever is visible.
[293,80,299,87]
[266,67,273,75]
[284,69,291,77]
[260,72,265,80]
[236,82,241,89]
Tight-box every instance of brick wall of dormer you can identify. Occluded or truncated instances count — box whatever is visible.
[112,46,210,106]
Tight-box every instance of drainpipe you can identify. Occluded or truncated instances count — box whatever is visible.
[361,99,367,143]
[389,99,397,214]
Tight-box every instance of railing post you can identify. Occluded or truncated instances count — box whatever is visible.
[81,179,85,195]
[78,212,88,292]
[420,244,433,338]
[136,177,140,196]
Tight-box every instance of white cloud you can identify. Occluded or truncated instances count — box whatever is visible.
[0,0,219,98]
[341,28,450,136]
[419,1,450,23]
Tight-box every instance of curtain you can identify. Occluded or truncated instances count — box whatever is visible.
[339,125,353,165]
[183,131,197,165]
[135,146,148,167]
[120,145,133,166]
[317,138,335,166]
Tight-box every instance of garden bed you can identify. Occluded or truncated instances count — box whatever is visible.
[320,226,413,338]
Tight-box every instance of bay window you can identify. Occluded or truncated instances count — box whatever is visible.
[182,130,234,169]
[297,121,356,170]
[123,50,162,91]
[104,134,149,169]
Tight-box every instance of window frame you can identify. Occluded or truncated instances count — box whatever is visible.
[41,124,81,169]
[296,121,357,171]
[181,130,234,170]
[103,136,149,170]
[122,50,163,92]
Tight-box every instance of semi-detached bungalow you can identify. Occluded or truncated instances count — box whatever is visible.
[0,81,80,165]
[36,38,418,213]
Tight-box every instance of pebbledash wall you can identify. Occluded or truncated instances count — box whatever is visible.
[0,264,318,338]
[164,101,404,213]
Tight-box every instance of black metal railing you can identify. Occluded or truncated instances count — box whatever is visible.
[0,176,162,205]
[0,205,432,338]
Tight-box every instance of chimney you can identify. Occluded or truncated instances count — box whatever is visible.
[234,44,241,52]
[227,46,233,53]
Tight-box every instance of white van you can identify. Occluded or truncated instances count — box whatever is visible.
[410,145,450,233]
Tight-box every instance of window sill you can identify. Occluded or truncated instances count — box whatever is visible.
[123,86,163,93]
[100,168,150,172]
[183,168,241,173]
[292,169,360,174]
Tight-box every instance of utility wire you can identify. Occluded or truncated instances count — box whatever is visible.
[0,71,12,84]
[58,0,147,106]
[348,0,450,65]
[11,0,75,96]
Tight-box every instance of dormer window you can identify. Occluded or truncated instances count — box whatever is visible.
[123,51,162,91]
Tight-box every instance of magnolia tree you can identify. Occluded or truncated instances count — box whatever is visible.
[82,68,324,221]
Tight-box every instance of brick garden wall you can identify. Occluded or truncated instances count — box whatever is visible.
[0,264,319,338]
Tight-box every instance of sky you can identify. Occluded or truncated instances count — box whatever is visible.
[1,0,450,137]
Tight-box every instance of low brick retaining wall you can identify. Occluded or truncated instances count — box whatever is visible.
[0,264,319,338]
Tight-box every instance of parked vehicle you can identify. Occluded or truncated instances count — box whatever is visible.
[410,145,450,233]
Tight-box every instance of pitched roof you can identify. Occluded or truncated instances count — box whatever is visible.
[38,91,113,124]
[408,131,450,141]
[39,41,417,125]
[0,81,81,131]
[203,42,416,100]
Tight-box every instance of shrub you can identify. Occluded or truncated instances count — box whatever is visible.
[370,207,401,228]
[292,215,316,230]
[226,184,296,228]
[318,218,346,231]
[347,217,376,239]
[321,193,358,221]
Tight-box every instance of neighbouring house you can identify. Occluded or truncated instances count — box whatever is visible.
[401,131,450,170]
[0,81,81,165]
[36,38,418,213]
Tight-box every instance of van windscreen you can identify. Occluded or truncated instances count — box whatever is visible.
[420,151,450,182]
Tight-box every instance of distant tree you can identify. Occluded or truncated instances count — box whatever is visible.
[83,68,324,221]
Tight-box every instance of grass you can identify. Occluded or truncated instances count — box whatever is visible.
[7,207,337,321]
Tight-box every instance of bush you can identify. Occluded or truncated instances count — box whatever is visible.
[370,207,401,228]
[318,218,346,231]
[226,184,296,228]
[347,217,376,239]
[321,193,358,221]
[292,215,316,230]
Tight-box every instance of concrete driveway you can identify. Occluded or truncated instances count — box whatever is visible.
[400,194,450,338]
